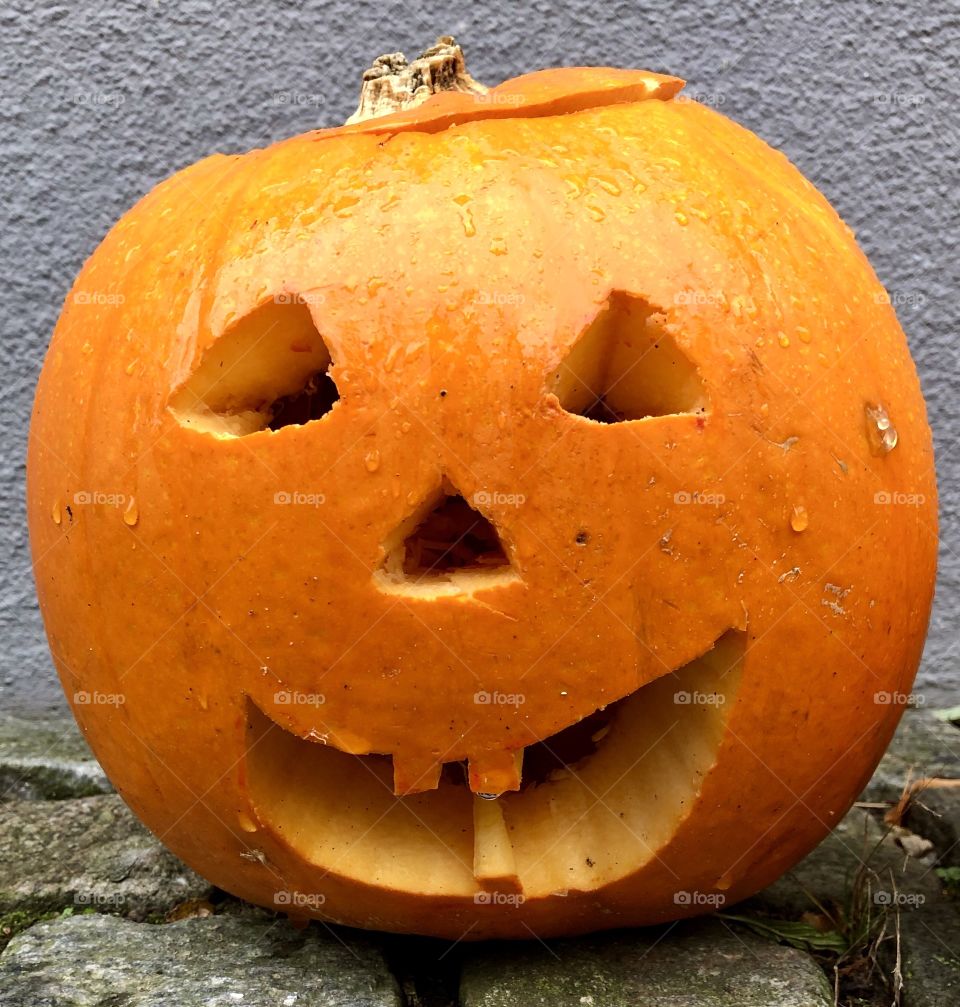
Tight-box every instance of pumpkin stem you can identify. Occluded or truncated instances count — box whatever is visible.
[346,35,488,124]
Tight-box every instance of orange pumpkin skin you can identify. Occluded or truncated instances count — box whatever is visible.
[27,66,937,939]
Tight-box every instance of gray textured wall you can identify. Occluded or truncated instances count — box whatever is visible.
[3,1,957,713]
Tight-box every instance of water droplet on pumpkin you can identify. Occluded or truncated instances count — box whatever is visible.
[124,359,138,375]
[797,326,812,344]
[364,450,381,473]
[237,811,258,833]
[778,333,791,348]
[564,175,585,198]
[865,403,898,454]
[587,204,606,222]
[82,341,93,355]
[674,211,689,226]
[489,237,507,255]
[790,505,809,532]
[459,207,476,237]
[333,194,359,218]
[383,343,400,373]
[593,176,621,195]
[123,497,139,527]
[52,499,62,525]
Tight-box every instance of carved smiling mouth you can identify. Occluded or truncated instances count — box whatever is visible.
[242,631,743,899]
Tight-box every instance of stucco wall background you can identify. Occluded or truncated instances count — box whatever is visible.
[2,0,956,713]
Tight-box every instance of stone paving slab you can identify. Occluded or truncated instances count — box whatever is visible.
[459,918,834,1006]
[0,714,110,801]
[0,912,402,1007]
[0,794,210,920]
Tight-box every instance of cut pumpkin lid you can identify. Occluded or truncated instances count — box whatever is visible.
[334,67,686,138]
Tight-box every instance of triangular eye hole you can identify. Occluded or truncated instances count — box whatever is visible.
[550,293,707,422]
[169,298,338,436]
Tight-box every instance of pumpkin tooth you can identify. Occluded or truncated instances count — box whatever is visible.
[467,748,523,796]
[391,754,442,796]
[472,794,522,893]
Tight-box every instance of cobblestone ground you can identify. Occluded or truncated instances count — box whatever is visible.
[1,708,957,1006]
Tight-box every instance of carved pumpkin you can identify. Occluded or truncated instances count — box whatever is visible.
[27,40,937,939]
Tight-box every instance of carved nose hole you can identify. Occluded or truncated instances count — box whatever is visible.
[374,482,518,599]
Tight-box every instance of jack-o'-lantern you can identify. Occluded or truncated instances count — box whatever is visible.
[27,39,937,939]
